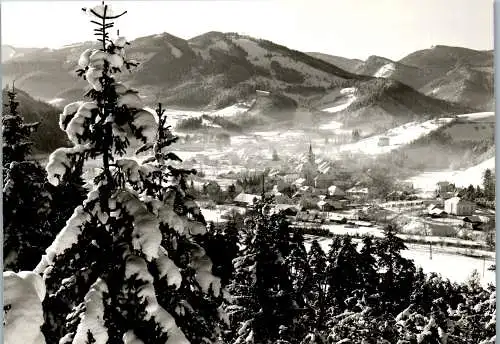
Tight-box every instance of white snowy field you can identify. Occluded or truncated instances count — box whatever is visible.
[304,236,496,286]
[456,111,495,121]
[321,87,357,113]
[406,156,495,194]
[336,117,456,155]
[315,222,493,252]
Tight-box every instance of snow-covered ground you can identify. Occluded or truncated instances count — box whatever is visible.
[406,157,495,193]
[321,87,357,113]
[48,98,65,106]
[210,100,255,118]
[456,112,495,121]
[374,63,395,78]
[305,236,496,286]
[337,117,456,155]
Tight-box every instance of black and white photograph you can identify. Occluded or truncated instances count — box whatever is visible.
[1,0,496,343]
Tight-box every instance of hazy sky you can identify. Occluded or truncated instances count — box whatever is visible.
[1,0,494,60]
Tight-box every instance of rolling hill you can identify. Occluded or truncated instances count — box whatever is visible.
[306,52,364,74]
[2,35,479,133]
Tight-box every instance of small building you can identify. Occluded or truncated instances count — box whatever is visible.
[293,178,307,187]
[256,89,270,97]
[233,192,262,207]
[274,204,298,216]
[282,173,300,184]
[427,205,447,218]
[436,181,454,194]
[437,191,456,200]
[314,175,335,189]
[327,185,346,199]
[444,197,475,216]
[326,213,348,224]
[346,186,369,198]
[462,215,483,230]
[378,137,390,146]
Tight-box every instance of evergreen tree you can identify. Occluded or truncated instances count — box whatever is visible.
[35,4,227,343]
[358,236,378,295]
[324,236,343,311]
[3,84,87,272]
[286,230,310,339]
[228,197,299,344]
[3,160,52,271]
[2,83,40,170]
[375,225,416,313]
[202,220,239,287]
[328,237,363,310]
[305,240,328,330]
[483,169,495,201]
[2,84,52,271]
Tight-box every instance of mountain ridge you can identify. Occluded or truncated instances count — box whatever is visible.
[2,34,480,134]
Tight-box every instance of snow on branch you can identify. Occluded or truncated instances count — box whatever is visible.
[72,278,109,344]
[124,255,190,344]
[46,144,93,186]
[156,246,182,289]
[3,271,46,344]
[115,189,162,260]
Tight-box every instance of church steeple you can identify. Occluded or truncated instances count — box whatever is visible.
[308,142,315,165]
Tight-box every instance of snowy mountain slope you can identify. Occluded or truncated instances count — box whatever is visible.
[336,116,457,155]
[313,78,474,131]
[309,46,494,111]
[406,156,495,193]
[2,33,476,133]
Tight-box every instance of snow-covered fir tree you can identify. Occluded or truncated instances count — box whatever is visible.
[34,3,227,343]
[375,225,416,313]
[227,197,301,344]
[2,84,53,271]
[2,83,40,170]
[3,84,86,272]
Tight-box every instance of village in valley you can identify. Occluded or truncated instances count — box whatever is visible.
[173,139,496,258]
[2,1,497,343]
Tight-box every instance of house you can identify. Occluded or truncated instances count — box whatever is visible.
[327,185,346,199]
[283,173,301,184]
[444,197,475,216]
[427,204,447,218]
[326,213,348,224]
[314,174,337,189]
[233,192,262,207]
[436,181,454,194]
[437,191,456,200]
[462,215,483,230]
[274,204,298,216]
[317,199,345,211]
[317,200,330,212]
[378,137,390,146]
[346,186,369,198]
[293,178,307,187]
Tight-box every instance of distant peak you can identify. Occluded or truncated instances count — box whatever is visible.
[366,55,394,64]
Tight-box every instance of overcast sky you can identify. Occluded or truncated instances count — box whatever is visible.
[1,0,494,60]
